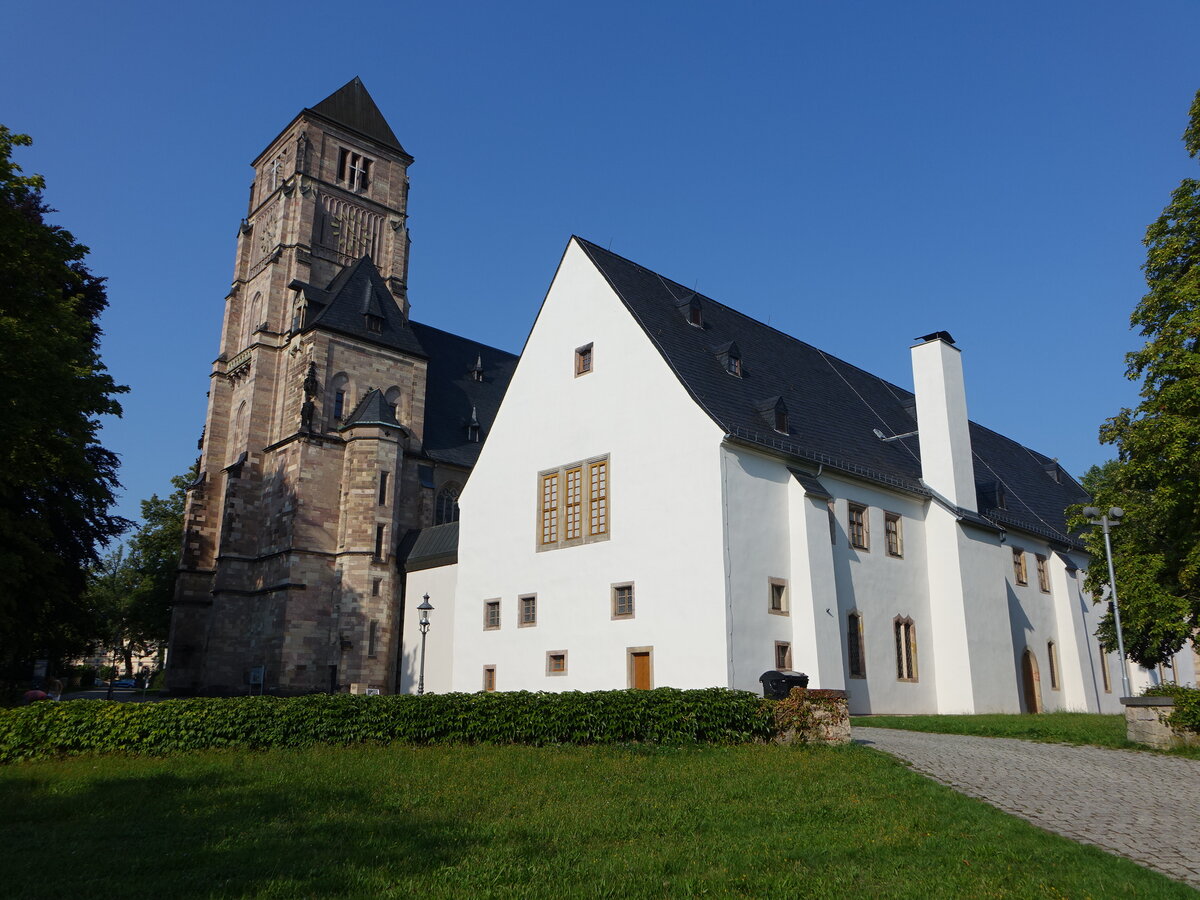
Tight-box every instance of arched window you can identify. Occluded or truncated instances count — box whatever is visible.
[329,372,351,423]
[893,615,917,682]
[243,292,262,347]
[384,385,402,422]
[228,400,248,465]
[435,482,461,525]
[847,612,866,679]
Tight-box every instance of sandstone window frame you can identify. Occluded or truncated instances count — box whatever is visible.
[611,582,635,620]
[483,599,501,631]
[774,641,792,670]
[483,665,497,692]
[546,650,568,676]
[884,511,903,558]
[519,594,537,628]
[1036,554,1051,593]
[847,611,866,679]
[537,455,610,551]
[575,342,593,377]
[894,615,918,682]
[848,502,869,551]
[1013,548,1028,585]
[768,578,789,616]
[1048,640,1060,690]
[373,524,387,561]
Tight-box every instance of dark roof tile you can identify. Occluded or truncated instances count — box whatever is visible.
[574,237,1089,543]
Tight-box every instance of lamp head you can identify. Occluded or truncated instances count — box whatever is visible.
[1082,506,1102,519]
[1108,507,1124,519]
[872,428,885,440]
[417,593,434,613]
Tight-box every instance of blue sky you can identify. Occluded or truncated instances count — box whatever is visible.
[3,1,1198,525]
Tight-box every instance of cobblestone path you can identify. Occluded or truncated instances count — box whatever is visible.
[853,726,1200,890]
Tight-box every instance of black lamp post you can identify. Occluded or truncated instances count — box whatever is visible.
[1083,506,1131,697]
[417,594,434,695]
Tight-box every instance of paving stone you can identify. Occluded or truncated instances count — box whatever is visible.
[854,726,1200,890]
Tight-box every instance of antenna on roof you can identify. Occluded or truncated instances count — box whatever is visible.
[873,428,919,443]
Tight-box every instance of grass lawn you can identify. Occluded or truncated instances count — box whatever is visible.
[1,743,1193,898]
[851,712,1200,759]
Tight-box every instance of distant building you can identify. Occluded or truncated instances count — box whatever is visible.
[167,80,516,695]
[403,238,1196,712]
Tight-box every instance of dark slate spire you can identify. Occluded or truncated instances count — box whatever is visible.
[307,77,408,156]
[342,388,401,429]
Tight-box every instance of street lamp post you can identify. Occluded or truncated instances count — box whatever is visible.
[416,594,434,696]
[1083,506,1131,697]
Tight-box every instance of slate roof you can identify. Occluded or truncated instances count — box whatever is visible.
[306,77,409,157]
[342,388,401,430]
[293,256,426,357]
[402,520,460,571]
[410,321,519,468]
[573,238,1090,545]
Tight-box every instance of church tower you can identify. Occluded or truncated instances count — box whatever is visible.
[168,79,451,695]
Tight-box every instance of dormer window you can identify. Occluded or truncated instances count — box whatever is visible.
[337,148,372,192]
[678,294,703,327]
[365,314,383,334]
[715,342,742,377]
[467,405,481,443]
[774,405,789,434]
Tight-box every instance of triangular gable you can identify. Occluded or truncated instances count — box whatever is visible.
[307,77,408,156]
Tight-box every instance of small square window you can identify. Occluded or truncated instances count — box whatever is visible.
[1013,549,1028,585]
[483,599,501,631]
[546,650,567,676]
[768,578,788,616]
[483,665,497,692]
[726,355,742,377]
[519,594,537,627]
[612,583,635,619]
[774,641,792,670]
[884,512,903,558]
[848,503,869,551]
[365,314,384,334]
[575,343,593,377]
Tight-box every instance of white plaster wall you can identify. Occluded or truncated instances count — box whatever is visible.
[824,476,938,713]
[786,477,844,691]
[450,240,729,693]
[399,563,457,694]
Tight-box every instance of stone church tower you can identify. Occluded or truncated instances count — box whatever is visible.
[167,79,515,695]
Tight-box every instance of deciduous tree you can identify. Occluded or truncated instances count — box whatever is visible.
[1084,90,1200,667]
[0,126,129,673]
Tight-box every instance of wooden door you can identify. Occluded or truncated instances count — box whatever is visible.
[631,651,651,690]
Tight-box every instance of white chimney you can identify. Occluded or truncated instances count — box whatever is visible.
[911,332,976,512]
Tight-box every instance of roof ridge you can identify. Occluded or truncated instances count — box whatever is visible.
[409,319,519,360]
[572,236,917,401]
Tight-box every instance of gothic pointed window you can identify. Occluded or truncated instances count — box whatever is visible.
[338,147,372,192]
[435,483,461,526]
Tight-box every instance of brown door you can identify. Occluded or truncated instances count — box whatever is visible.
[1021,649,1042,713]
[631,651,651,690]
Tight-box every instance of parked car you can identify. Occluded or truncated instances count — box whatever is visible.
[112,678,137,689]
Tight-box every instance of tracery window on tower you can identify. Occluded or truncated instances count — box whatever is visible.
[435,482,461,525]
[337,148,372,192]
[242,292,263,348]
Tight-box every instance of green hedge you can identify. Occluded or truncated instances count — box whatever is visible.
[1139,682,1200,735]
[0,688,775,762]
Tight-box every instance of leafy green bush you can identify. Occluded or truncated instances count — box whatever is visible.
[1139,682,1200,735]
[0,688,775,763]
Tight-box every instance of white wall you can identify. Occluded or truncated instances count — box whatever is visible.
[399,563,457,694]
[449,240,730,693]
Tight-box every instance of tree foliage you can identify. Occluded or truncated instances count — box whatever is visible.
[0,126,129,672]
[1083,90,1200,666]
[86,467,192,675]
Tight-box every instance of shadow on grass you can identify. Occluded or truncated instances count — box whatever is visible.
[0,762,473,898]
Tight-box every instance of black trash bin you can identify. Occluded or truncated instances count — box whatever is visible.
[759,669,809,699]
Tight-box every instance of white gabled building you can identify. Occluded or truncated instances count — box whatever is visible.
[401,237,1195,713]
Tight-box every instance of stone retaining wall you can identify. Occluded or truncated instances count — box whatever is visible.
[1122,696,1200,750]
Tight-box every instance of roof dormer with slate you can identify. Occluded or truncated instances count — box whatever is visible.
[569,237,1090,545]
